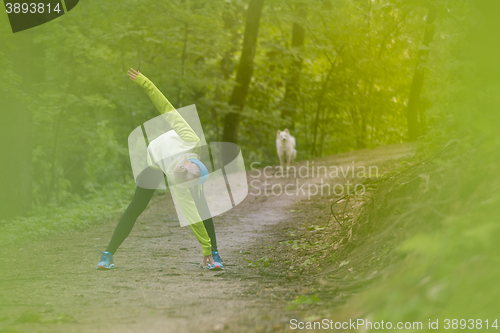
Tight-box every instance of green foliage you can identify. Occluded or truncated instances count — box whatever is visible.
[1,0,467,214]
[15,311,76,324]
[245,256,273,267]
[339,0,500,321]
[292,294,321,305]
[287,294,321,309]
[0,182,135,246]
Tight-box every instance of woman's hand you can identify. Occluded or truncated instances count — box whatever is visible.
[127,68,140,81]
[203,255,215,266]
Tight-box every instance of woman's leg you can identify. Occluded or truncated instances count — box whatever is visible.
[202,218,217,252]
[189,185,218,252]
[106,167,164,254]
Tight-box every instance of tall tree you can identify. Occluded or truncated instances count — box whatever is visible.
[222,0,265,144]
[407,5,438,141]
[281,2,306,129]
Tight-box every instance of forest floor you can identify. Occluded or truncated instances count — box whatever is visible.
[0,144,413,333]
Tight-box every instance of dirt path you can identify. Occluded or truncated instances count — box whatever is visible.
[0,144,413,333]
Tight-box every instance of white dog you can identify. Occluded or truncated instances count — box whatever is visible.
[276,129,297,171]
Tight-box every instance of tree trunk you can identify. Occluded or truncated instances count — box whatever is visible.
[281,2,306,128]
[359,108,367,149]
[177,22,189,107]
[310,62,336,157]
[222,0,265,144]
[407,5,438,141]
[0,32,42,220]
[0,94,32,220]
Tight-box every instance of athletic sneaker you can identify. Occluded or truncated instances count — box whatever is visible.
[212,250,223,263]
[96,251,115,270]
[207,261,224,270]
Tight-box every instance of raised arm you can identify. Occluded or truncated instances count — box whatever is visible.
[128,68,200,144]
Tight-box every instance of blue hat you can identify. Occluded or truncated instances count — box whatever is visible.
[189,159,209,185]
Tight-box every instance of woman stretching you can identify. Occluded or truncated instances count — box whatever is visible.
[97,68,223,270]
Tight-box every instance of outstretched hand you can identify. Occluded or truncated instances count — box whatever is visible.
[203,255,215,266]
[127,68,140,81]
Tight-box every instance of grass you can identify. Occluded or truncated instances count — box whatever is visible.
[0,181,137,247]
[334,135,500,323]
